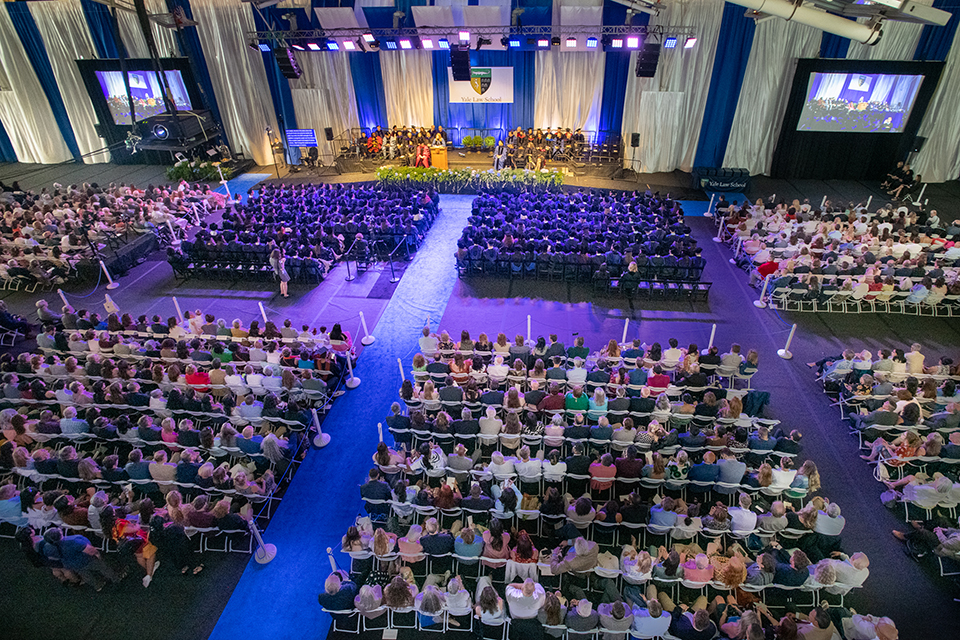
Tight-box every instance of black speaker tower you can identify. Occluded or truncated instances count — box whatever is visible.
[274,48,302,79]
[635,42,661,78]
[451,45,471,82]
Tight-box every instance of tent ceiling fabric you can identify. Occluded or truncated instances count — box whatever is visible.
[463,5,508,50]
[912,22,960,182]
[315,7,361,30]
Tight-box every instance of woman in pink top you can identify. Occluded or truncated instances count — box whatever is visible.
[589,453,617,492]
[397,524,425,562]
[481,519,511,574]
[681,553,714,583]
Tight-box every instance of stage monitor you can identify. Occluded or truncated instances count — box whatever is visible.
[94,70,193,125]
[797,72,924,133]
[286,129,318,147]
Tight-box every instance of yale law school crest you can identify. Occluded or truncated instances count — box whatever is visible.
[471,68,492,95]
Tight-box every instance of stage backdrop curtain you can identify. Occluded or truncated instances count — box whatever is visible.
[290,53,359,162]
[380,51,434,128]
[119,0,181,58]
[191,0,278,166]
[723,18,820,176]
[912,23,960,182]
[0,6,73,163]
[914,0,960,61]
[29,0,111,164]
[0,121,14,163]
[349,52,388,130]
[819,32,849,59]
[534,51,605,132]
[621,0,724,173]
[691,2,755,169]
[597,1,647,143]
[80,0,120,59]
[847,19,922,60]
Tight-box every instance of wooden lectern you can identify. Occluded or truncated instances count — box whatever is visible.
[431,146,448,170]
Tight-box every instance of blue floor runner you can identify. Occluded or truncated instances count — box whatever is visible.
[214,173,271,204]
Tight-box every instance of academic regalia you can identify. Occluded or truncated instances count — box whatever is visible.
[493,142,507,171]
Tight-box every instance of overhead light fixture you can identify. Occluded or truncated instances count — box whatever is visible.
[626,36,640,48]
[438,38,450,49]
[258,43,272,52]
[566,37,577,48]
[306,42,322,51]
[290,42,305,51]
[509,38,522,48]
[248,40,261,52]
[476,36,491,51]
[538,38,549,47]
[362,33,376,43]
[384,40,397,50]
[586,37,598,48]
[326,40,339,51]
[399,39,412,49]
[551,36,561,46]
[422,38,434,49]
[343,40,356,51]
[459,30,470,42]
[611,38,623,48]
[684,36,697,49]
[663,36,678,49]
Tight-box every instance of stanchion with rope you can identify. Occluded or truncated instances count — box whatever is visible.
[702,323,717,355]
[249,519,276,564]
[312,407,331,448]
[344,351,360,389]
[343,237,360,282]
[378,422,383,443]
[398,357,406,381]
[704,193,715,218]
[359,311,375,346]
[172,297,184,323]
[258,302,268,325]
[621,318,629,345]
[754,275,771,309]
[526,315,531,343]
[778,324,797,360]
[99,260,120,290]
[58,289,69,308]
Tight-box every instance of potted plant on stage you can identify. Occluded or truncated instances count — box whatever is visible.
[482,136,496,154]
[463,136,480,153]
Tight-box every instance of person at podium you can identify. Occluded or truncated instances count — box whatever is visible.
[493,141,507,171]
[415,143,431,168]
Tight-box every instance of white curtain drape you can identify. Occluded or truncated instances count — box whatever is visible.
[621,0,724,172]
[0,7,72,163]
[380,51,433,127]
[29,0,110,163]
[723,18,820,175]
[814,73,848,100]
[868,74,897,104]
[290,53,359,161]
[847,20,922,61]
[628,92,683,173]
[118,0,181,58]
[534,51,605,131]
[912,25,960,183]
[192,0,278,166]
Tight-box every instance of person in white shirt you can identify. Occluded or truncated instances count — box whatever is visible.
[841,611,896,640]
[248,340,267,362]
[487,450,517,479]
[905,343,925,374]
[419,326,439,354]
[631,595,671,638]
[661,338,683,369]
[487,356,509,386]
[728,493,759,536]
[478,407,503,448]
[567,358,587,386]
[770,461,798,490]
[505,578,545,619]
[514,446,542,487]
[814,502,846,537]
[261,366,283,392]
[719,344,743,373]
[821,552,869,595]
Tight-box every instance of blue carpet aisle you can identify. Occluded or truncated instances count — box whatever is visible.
[214,173,271,204]
[206,195,474,640]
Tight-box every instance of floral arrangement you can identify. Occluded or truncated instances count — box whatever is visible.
[165,159,233,183]
[376,166,564,193]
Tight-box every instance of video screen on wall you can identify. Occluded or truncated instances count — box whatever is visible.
[94,70,193,125]
[797,72,924,133]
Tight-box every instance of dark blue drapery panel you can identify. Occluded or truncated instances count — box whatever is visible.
[362,7,396,30]
[253,7,299,163]
[350,53,389,130]
[6,2,82,160]
[819,32,849,59]
[164,0,223,129]
[914,0,960,61]
[81,0,120,59]
[0,121,16,163]
[692,1,756,169]
[598,1,649,143]
[431,50,534,144]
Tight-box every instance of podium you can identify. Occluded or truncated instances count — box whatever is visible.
[431,146,448,170]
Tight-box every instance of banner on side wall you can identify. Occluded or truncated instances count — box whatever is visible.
[447,67,514,103]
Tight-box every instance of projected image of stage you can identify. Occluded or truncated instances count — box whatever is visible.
[95,70,193,125]
[797,72,923,133]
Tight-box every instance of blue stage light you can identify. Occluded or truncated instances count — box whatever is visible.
[664,36,678,49]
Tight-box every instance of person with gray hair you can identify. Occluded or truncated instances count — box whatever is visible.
[317,569,358,619]
[354,583,385,619]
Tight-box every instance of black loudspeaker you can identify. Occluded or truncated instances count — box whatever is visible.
[274,48,302,79]
[911,136,926,153]
[631,133,640,148]
[451,45,471,82]
[635,42,661,78]
[324,127,334,141]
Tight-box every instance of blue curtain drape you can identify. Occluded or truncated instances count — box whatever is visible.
[253,7,300,163]
[164,0,223,129]
[81,0,120,59]
[350,53,389,130]
[0,121,15,163]
[432,50,534,145]
[914,0,960,61]
[692,1,756,169]
[598,0,649,143]
[819,32,849,59]
[6,2,82,160]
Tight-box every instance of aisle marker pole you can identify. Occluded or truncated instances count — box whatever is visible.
[778,324,797,360]
[398,357,406,381]
[250,520,276,564]
[621,318,629,344]
[754,276,770,309]
[99,260,119,290]
[172,297,183,322]
[359,311,375,345]
[58,289,69,308]
[345,352,360,389]
[312,407,331,448]
[258,302,268,324]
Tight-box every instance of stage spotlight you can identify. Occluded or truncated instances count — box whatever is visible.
[459,30,470,42]
[258,42,272,52]
[438,38,450,49]
[566,37,577,48]
[153,124,170,140]
[684,36,697,49]
[306,42,322,51]
[326,40,340,51]
[385,40,398,50]
[248,40,260,52]
[626,36,640,48]
[476,36,491,51]
[422,38,434,49]
[362,33,376,43]
[399,38,412,49]
[343,40,357,51]
[663,36,678,49]
[551,36,561,46]
[290,42,305,51]
[611,38,623,48]
[509,38,522,48]
[538,38,549,47]
[586,37,598,48]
